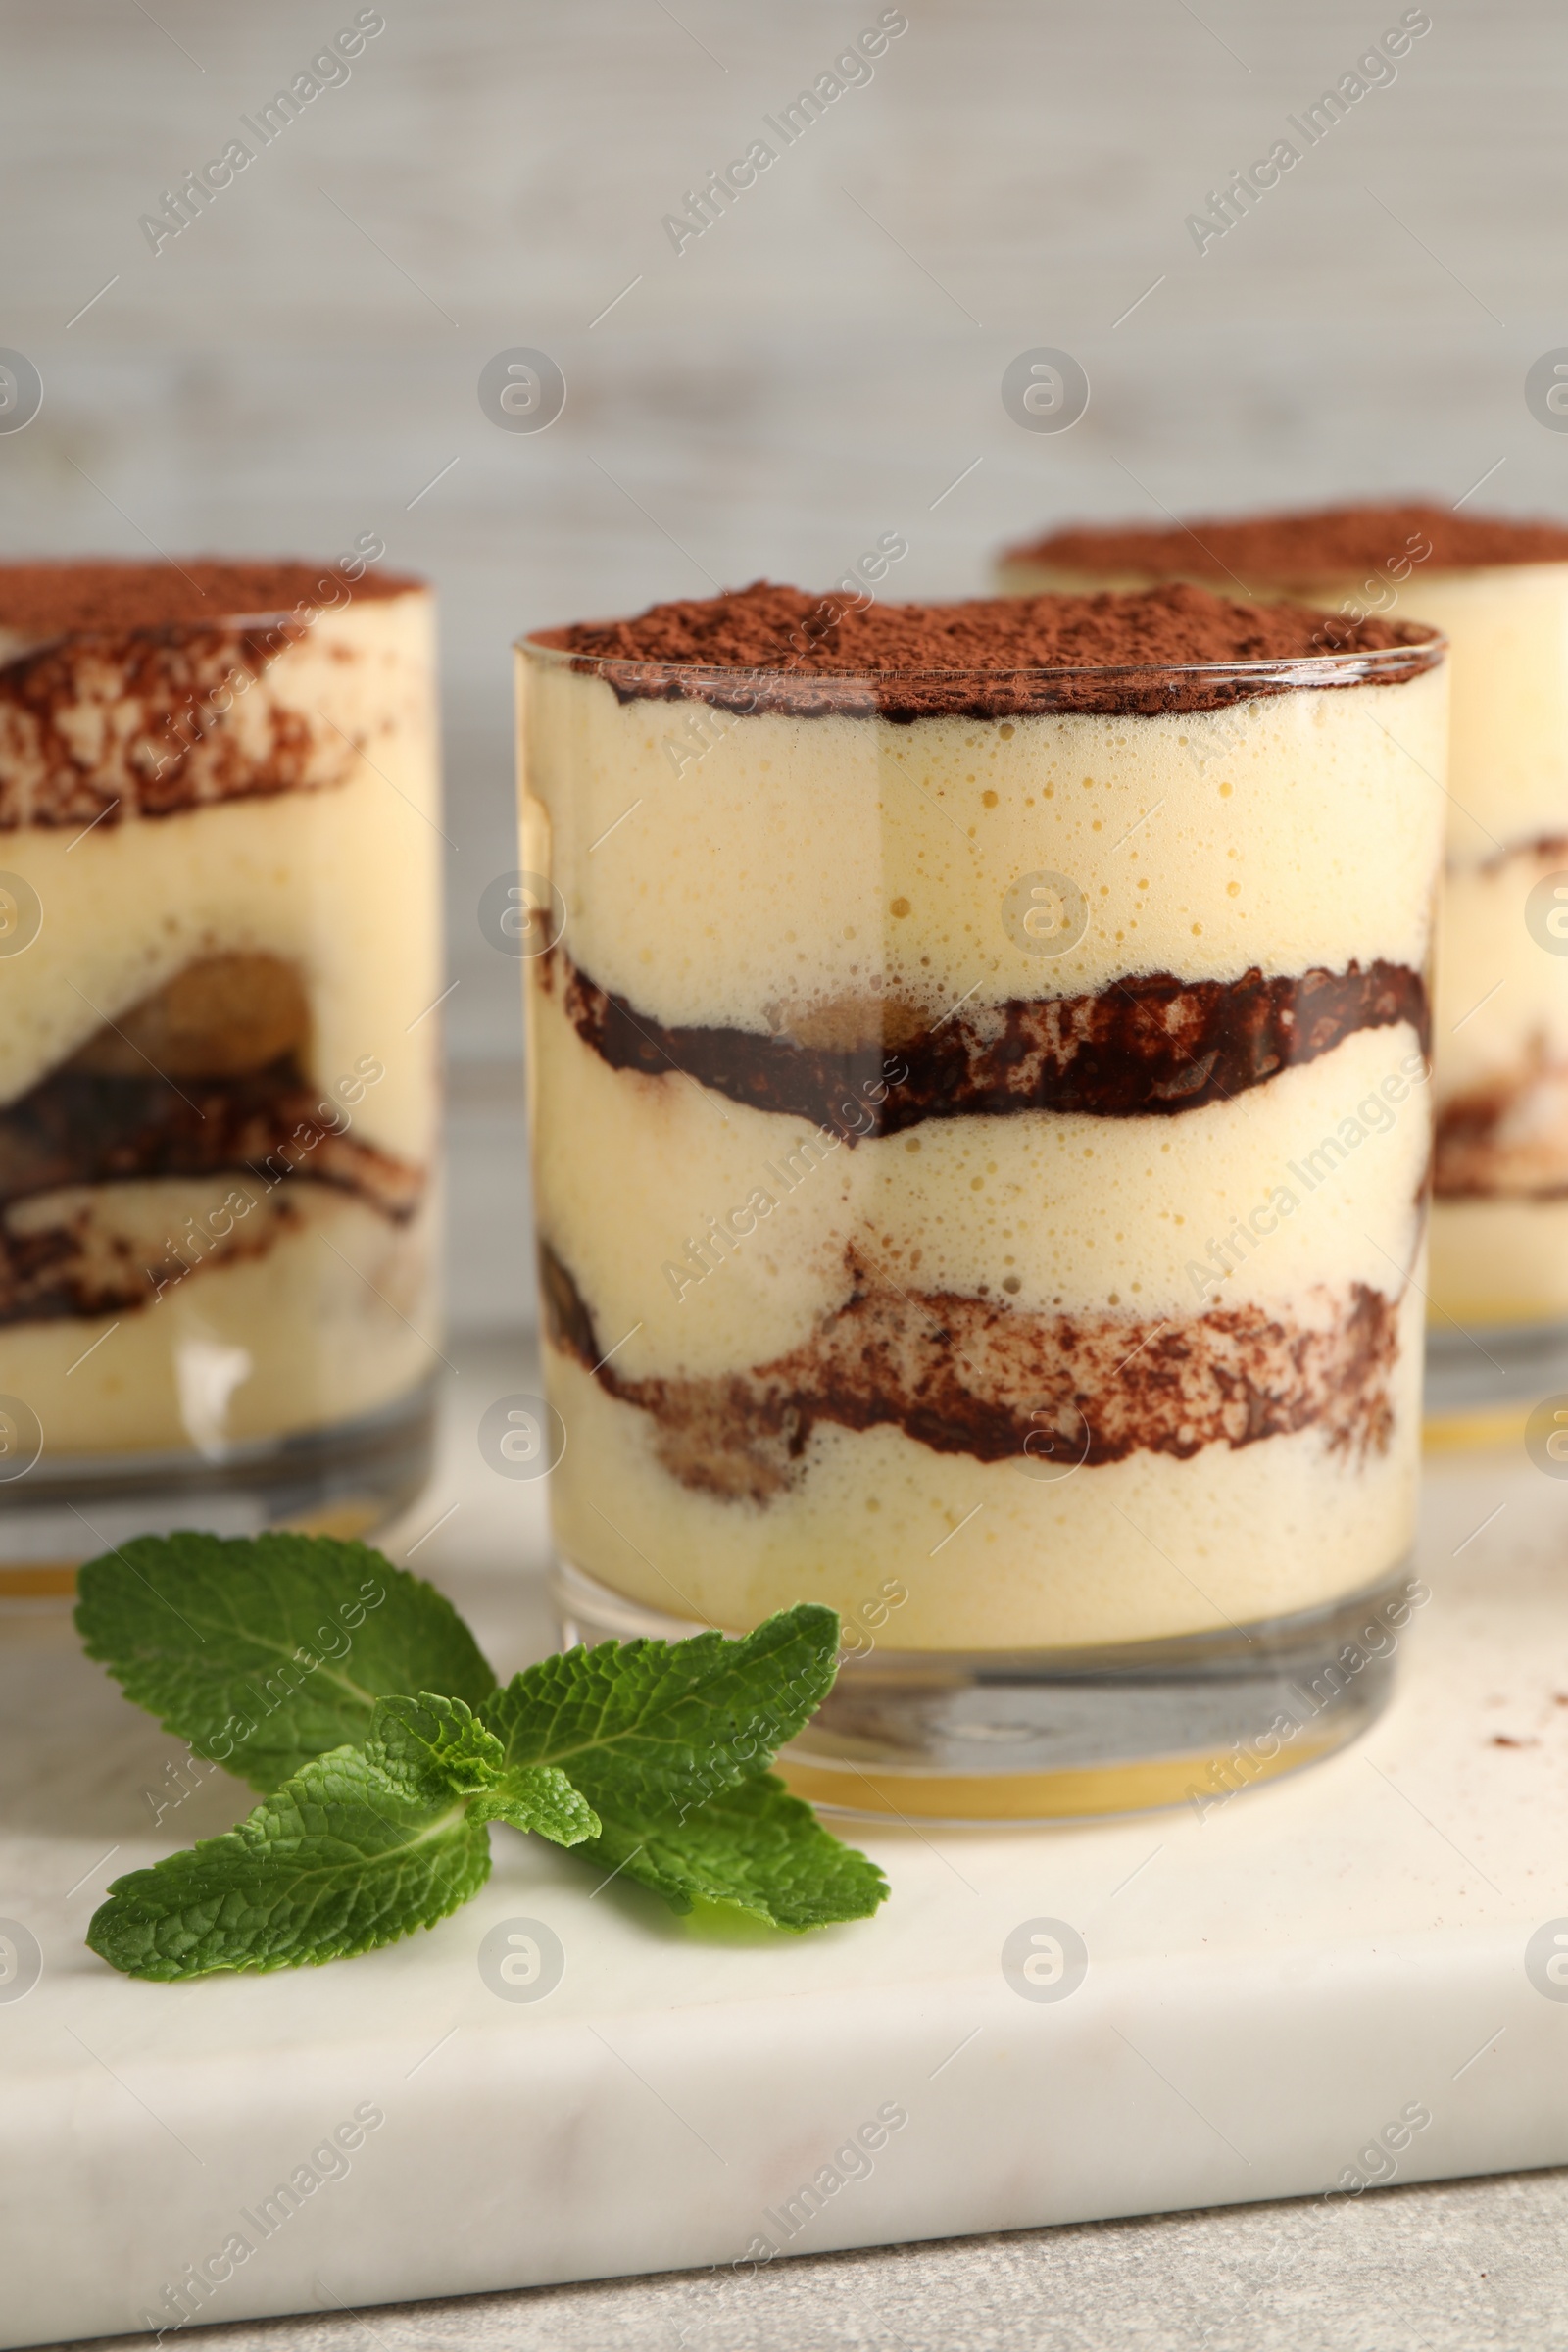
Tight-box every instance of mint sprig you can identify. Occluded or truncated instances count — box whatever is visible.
[76,1533,886,1978]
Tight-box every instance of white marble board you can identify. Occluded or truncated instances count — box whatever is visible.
[3,1341,1567,2349]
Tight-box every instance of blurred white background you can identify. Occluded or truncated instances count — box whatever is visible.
[3,0,1561,1327]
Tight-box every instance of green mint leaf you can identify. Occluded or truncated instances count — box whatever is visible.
[580,1771,889,1933]
[471,1765,601,1848]
[482,1603,841,1818]
[75,1531,498,1792]
[87,1695,495,1981]
[482,1606,883,1932]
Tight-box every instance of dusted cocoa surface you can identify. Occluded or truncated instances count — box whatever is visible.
[530,580,1439,718]
[1001,502,1568,583]
[542,1244,1401,1498]
[546,947,1429,1131]
[0,560,422,635]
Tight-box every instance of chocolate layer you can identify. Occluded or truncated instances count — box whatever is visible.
[0,954,423,1324]
[0,1061,420,1325]
[542,1244,1399,1500]
[546,948,1429,1131]
[0,1060,419,1228]
[0,1057,420,1326]
[0,1188,301,1328]
[0,620,362,828]
[1478,831,1568,875]
[1435,1054,1568,1200]
[530,581,1441,720]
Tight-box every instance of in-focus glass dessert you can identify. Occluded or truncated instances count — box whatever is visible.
[0,559,443,1592]
[1000,503,1568,1439]
[517,582,1446,1819]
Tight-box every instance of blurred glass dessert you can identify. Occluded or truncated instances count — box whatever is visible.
[517,581,1446,1816]
[0,558,443,1588]
[1000,503,1568,1433]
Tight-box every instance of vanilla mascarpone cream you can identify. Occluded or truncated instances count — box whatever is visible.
[517,586,1446,1651]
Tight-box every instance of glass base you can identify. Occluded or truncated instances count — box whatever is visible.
[1424,1317,1568,1451]
[0,1380,438,1604]
[555,1558,1405,1827]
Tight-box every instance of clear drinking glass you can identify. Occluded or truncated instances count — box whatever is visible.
[0,563,444,1596]
[516,626,1447,1821]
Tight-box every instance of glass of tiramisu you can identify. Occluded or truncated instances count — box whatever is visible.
[0,558,443,1594]
[1000,503,1568,1442]
[517,581,1446,1820]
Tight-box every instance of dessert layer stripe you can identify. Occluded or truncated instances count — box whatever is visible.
[0,622,347,826]
[1435,1055,1568,1200]
[548,947,1429,1133]
[3,1181,298,1328]
[0,1059,420,1223]
[0,1058,423,1326]
[542,1243,1400,1498]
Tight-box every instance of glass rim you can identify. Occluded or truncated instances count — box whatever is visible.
[516,628,1446,716]
[517,631,1445,683]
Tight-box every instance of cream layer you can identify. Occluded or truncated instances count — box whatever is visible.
[2,1177,436,1454]
[531,986,1430,1380]
[0,592,440,1158]
[518,661,1446,1034]
[542,1277,1423,1649]
[1429,1198,1568,1325]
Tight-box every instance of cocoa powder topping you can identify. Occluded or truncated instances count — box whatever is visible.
[530,580,1439,719]
[1002,502,1568,583]
[0,560,423,638]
